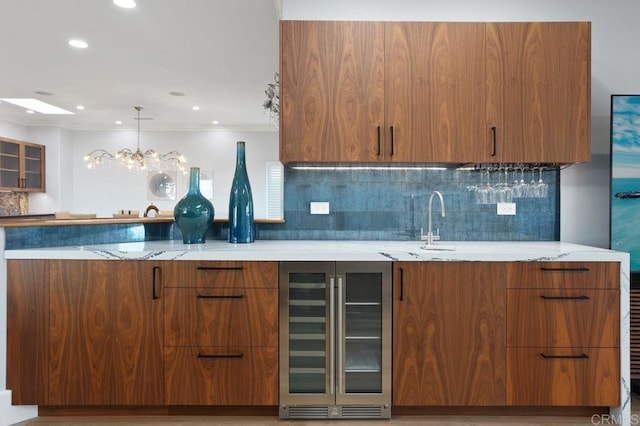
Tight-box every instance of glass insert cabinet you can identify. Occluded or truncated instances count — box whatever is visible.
[279,261,392,419]
[0,137,46,192]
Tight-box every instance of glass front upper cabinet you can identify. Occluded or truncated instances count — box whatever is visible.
[0,137,45,192]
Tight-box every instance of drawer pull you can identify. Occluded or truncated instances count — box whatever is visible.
[197,353,244,359]
[540,267,590,272]
[197,294,244,299]
[196,266,243,271]
[540,295,590,301]
[541,353,589,360]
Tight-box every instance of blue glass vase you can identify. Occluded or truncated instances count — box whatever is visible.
[228,141,254,243]
[174,167,214,244]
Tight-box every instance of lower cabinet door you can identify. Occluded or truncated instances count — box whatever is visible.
[507,348,620,406]
[164,346,278,405]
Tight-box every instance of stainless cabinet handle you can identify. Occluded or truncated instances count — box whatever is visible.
[376,126,381,156]
[337,276,344,395]
[329,277,335,395]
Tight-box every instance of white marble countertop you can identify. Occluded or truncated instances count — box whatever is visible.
[3,240,629,262]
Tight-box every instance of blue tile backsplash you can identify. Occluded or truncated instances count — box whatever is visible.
[4,167,559,249]
[258,167,559,241]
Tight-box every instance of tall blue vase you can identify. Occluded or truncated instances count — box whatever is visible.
[228,141,254,243]
[174,167,214,244]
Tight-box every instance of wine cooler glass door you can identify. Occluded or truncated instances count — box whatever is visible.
[336,262,392,406]
[280,262,335,406]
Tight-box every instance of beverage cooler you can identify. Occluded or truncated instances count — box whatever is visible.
[279,262,392,419]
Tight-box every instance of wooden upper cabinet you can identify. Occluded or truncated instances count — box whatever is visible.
[385,22,486,162]
[280,20,385,162]
[485,22,591,163]
[280,20,591,164]
[0,137,46,192]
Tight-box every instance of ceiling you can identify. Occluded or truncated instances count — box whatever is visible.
[0,0,281,131]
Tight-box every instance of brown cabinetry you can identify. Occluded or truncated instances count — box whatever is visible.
[486,22,591,163]
[386,22,486,162]
[7,260,49,405]
[505,262,620,406]
[0,136,45,191]
[392,262,506,406]
[280,21,591,164]
[8,260,164,406]
[162,261,279,406]
[48,260,164,405]
[280,20,385,163]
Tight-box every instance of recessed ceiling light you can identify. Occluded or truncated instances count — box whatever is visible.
[76,105,85,110]
[115,120,122,125]
[113,0,136,8]
[169,91,185,96]
[34,91,53,96]
[212,120,219,125]
[68,39,88,49]
[192,106,200,111]
[26,110,35,114]
[0,98,74,114]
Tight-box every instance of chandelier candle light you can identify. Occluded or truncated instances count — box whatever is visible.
[83,106,186,173]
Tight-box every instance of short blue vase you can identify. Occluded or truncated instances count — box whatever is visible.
[228,141,254,243]
[174,167,214,244]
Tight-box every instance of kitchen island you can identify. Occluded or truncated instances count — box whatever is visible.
[1,240,630,424]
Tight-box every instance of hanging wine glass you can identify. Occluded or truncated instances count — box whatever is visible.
[537,167,548,198]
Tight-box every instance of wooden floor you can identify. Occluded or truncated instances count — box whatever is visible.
[15,399,638,426]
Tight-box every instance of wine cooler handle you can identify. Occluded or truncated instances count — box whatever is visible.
[337,276,344,395]
[329,277,335,395]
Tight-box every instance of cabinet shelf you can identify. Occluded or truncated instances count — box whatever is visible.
[290,351,326,357]
[290,282,325,289]
[290,334,326,340]
[290,317,325,323]
[290,368,326,374]
[290,300,325,306]
[346,368,381,373]
[345,336,381,340]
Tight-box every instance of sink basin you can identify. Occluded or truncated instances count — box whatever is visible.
[420,244,456,251]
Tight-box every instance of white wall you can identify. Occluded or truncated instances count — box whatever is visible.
[72,129,279,218]
[282,0,640,248]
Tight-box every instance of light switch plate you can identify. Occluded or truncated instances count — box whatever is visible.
[310,202,330,215]
[497,202,516,215]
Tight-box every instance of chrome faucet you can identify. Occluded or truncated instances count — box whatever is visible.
[421,190,445,245]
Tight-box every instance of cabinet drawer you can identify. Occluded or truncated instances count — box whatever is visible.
[507,289,619,347]
[164,288,278,347]
[507,348,619,406]
[160,261,277,288]
[506,262,619,289]
[164,346,278,405]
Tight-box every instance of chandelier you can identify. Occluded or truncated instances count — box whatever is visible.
[83,106,186,173]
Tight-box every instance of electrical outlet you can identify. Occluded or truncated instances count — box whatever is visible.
[497,202,516,215]
[310,202,330,215]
